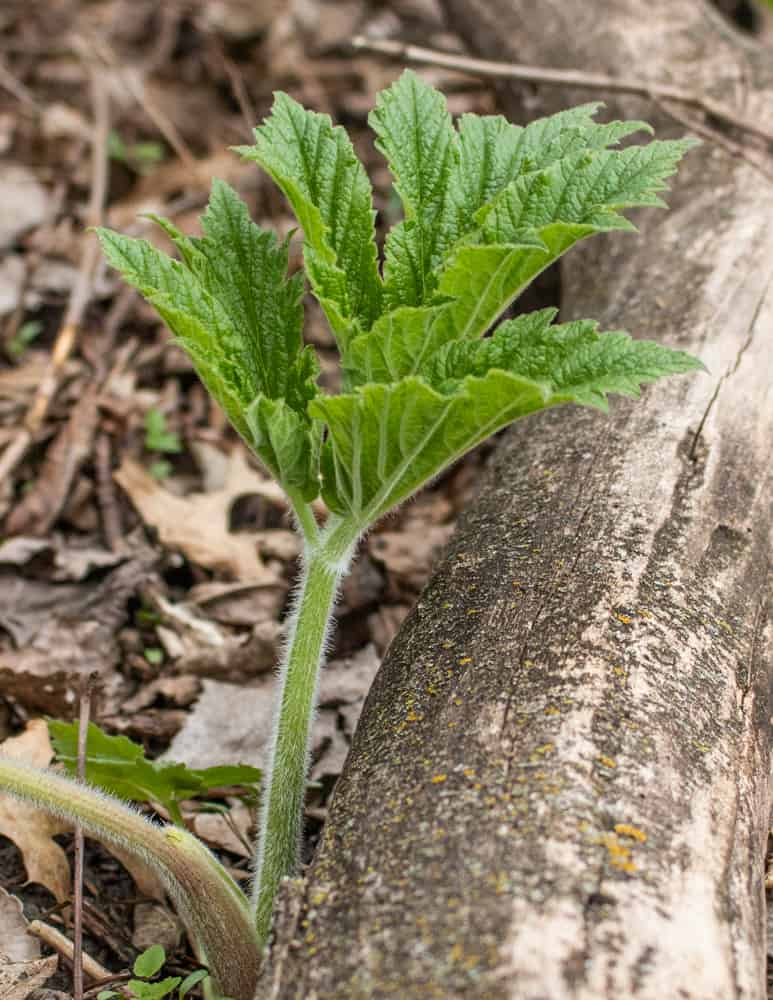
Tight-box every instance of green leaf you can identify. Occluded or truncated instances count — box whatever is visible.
[245,395,322,501]
[236,92,382,346]
[431,138,696,345]
[423,307,706,408]
[48,721,262,822]
[128,977,182,1000]
[310,374,550,520]
[369,70,458,309]
[96,181,321,499]
[144,409,181,454]
[443,104,651,250]
[178,970,209,998]
[314,305,703,519]
[134,945,166,979]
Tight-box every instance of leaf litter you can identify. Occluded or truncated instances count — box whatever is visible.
[0,0,489,981]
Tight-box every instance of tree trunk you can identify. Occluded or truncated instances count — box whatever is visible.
[260,2,773,997]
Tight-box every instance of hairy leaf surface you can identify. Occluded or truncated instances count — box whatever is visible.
[96,181,321,498]
[236,93,382,346]
[370,71,458,309]
[424,308,705,407]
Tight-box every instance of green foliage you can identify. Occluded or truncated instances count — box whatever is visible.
[48,721,261,826]
[97,946,213,1000]
[144,409,181,454]
[6,319,42,359]
[108,130,166,175]
[0,71,705,988]
[97,73,701,520]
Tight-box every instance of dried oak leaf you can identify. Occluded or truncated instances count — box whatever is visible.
[0,545,157,714]
[0,955,58,1000]
[114,451,290,581]
[0,887,40,962]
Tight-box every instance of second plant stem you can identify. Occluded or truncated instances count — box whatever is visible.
[252,516,356,945]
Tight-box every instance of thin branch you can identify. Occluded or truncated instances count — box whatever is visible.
[351,36,773,148]
[28,920,112,982]
[0,65,110,485]
[72,673,99,1000]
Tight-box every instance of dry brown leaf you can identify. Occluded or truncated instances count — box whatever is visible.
[0,954,58,1000]
[0,888,40,962]
[114,451,289,580]
[0,721,70,902]
[0,546,155,714]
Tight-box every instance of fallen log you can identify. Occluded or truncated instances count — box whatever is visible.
[261,2,773,996]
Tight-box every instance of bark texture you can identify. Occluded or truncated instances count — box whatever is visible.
[260,2,773,997]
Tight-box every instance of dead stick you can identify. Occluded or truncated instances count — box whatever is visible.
[0,65,110,486]
[28,920,112,982]
[72,673,99,1000]
[351,36,773,148]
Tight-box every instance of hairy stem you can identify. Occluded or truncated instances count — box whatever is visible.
[253,534,353,944]
[0,758,261,999]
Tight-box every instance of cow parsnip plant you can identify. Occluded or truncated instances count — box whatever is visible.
[0,72,703,999]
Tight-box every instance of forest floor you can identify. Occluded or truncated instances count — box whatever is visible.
[0,0,512,993]
[0,0,770,996]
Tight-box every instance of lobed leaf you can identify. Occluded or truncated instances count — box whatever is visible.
[370,70,459,309]
[423,307,705,408]
[236,93,382,347]
[49,721,261,823]
[96,181,321,498]
[310,374,550,521]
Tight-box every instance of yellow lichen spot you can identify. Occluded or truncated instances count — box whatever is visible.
[442,601,451,609]
[637,608,653,619]
[511,580,522,588]
[614,823,647,843]
[426,685,437,695]
[598,755,617,769]
[718,619,733,634]
[463,767,476,778]
[484,796,497,806]
[431,773,447,784]
[466,608,480,615]
[535,743,554,755]
[305,931,315,944]
[449,942,464,964]
[473,782,483,791]
[613,665,626,677]
[544,705,560,715]
[610,858,638,874]
[458,656,472,665]
[406,710,423,722]
[441,640,453,648]
[615,613,633,625]
[453,696,463,706]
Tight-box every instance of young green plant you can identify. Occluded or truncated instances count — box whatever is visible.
[0,71,703,999]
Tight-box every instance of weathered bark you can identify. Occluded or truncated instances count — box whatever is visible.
[261,2,773,997]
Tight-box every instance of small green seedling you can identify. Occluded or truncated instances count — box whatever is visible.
[97,944,212,1000]
[49,720,261,827]
[0,71,703,998]
[144,407,182,480]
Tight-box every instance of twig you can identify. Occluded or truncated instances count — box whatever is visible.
[74,32,198,174]
[652,97,773,185]
[351,36,773,148]
[0,65,110,486]
[73,673,99,1000]
[0,55,40,110]
[27,920,112,982]
[95,432,123,551]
